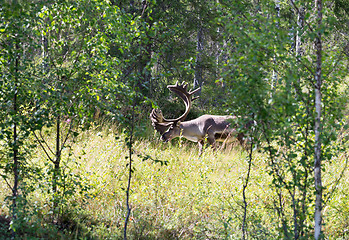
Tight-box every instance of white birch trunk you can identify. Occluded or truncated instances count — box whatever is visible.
[314,0,323,238]
[194,21,203,94]
[295,7,304,58]
[271,1,280,93]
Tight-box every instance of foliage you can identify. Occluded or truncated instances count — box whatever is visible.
[0,128,347,239]
[0,0,348,239]
[217,0,348,238]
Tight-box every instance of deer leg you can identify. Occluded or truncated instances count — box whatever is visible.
[207,131,217,151]
[237,132,252,151]
[198,140,204,156]
[237,132,245,146]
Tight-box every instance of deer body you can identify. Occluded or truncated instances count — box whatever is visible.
[150,82,248,155]
[162,115,235,142]
[161,115,243,154]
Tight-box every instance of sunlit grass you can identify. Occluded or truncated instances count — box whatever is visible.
[1,124,349,239]
[56,126,278,239]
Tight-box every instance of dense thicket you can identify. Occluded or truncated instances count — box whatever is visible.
[1,0,348,239]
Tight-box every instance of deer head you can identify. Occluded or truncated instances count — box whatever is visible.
[150,81,200,141]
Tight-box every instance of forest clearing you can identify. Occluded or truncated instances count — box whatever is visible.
[1,0,349,239]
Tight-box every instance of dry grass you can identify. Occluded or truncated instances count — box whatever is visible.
[0,125,349,239]
[52,127,278,239]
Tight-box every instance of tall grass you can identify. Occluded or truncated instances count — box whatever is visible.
[0,124,348,239]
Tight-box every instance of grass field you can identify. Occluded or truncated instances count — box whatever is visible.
[0,124,349,239]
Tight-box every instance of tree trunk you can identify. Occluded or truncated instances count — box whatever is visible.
[124,104,135,240]
[271,0,280,92]
[42,33,48,73]
[11,42,20,239]
[295,7,305,57]
[194,21,203,94]
[242,140,254,240]
[314,0,323,238]
[53,115,61,214]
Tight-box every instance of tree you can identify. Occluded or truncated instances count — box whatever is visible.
[314,0,323,237]
[218,0,348,238]
[0,0,45,236]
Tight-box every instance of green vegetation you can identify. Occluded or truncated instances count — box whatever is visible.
[1,0,349,239]
[0,124,348,239]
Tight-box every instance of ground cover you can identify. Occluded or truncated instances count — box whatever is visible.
[0,126,348,239]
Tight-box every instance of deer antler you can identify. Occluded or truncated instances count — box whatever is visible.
[149,109,173,135]
[150,81,201,134]
[166,81,200,122]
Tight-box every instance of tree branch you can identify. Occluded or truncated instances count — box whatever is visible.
[288,0,314,33]
[33,130,54,163]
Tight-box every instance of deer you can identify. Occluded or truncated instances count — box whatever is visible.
[150,82,252,155]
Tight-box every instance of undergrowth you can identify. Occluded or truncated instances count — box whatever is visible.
[0,125,348,239]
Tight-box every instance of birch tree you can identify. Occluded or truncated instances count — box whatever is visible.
[218,0,348,238]
[0,1,45,236]
[314,0,323,237]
